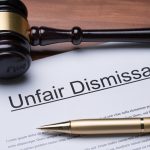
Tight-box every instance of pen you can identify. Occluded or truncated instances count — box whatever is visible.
[38,118,150,135]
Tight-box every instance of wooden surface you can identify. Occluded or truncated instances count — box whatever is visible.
[23,0,150,60]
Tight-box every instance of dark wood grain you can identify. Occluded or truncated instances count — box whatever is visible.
[23,0,150,60]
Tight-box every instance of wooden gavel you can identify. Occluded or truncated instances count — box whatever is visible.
[0,0,150,79]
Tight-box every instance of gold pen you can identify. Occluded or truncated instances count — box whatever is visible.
[38,118,150,135]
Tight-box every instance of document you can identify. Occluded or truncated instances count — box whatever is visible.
[0,42,150,150]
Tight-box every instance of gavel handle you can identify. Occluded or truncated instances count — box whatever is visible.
[30,26,150,46]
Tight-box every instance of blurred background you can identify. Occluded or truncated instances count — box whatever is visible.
[23,0,150,59]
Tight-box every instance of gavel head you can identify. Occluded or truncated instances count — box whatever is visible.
[0,0,31,79]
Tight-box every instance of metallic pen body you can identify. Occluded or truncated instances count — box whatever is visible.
[38,118,150,135]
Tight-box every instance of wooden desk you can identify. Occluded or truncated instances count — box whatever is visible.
[23,0,150,60]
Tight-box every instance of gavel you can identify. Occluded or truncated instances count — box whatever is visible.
[0,0,150,79]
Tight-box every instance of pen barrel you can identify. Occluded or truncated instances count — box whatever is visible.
[144,118,150,133]
[70,118,150,135]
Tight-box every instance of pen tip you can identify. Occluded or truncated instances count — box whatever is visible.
[36,121,71,134]
[37,126,45,130]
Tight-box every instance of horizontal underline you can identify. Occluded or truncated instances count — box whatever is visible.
[11,77,150,112]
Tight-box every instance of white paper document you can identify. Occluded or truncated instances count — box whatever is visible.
[1,43,150,150]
